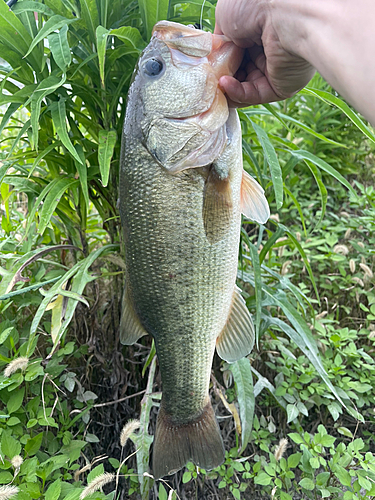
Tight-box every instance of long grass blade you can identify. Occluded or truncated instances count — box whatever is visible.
[251,120,283,209]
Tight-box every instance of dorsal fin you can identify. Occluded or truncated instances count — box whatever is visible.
[216,286,255,363]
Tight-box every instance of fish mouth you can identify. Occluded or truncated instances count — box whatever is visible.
[153,21,243,81]
[152,21,243,139]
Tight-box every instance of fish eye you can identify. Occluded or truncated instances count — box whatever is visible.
[143,58,164,77]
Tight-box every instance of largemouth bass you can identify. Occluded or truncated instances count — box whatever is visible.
[119,21,270,479]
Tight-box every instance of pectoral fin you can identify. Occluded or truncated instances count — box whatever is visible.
[216,286,255,363]
[120,285,148,345]
[203,166,233,244]
[241,170,270,224]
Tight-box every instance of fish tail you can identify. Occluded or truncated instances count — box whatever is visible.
[152,400,225,479]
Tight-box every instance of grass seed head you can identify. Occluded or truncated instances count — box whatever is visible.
[281,260,292,275]
[274,438,288,461]
[120,419,141,447]
[4,357,28,377]
[11,455,23,469]
[349,259,356,273]
[80,473,115,499]
[0,486,19,500]
[352,276,365,287]
[360,263,373,279]
[333,244,349,255]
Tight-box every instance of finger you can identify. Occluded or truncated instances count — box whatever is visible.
[214,24,223,35]
[219,75,283,107]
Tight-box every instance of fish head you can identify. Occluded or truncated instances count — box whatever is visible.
[127,21,243,172]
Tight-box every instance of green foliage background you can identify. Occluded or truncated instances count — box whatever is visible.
[0,0,375,499]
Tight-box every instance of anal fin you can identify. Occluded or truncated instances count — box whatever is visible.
[216,286,255,363]
[203,165,233,244]
[152,400,224,479]
[241,170,270,224]
[120,285,148,345]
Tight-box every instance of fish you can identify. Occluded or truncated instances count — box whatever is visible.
[119,20,270,479]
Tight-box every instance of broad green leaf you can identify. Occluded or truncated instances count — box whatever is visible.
[96,25,109,86]
[48,24,71,72]
[98,129,117,186]
[17,9,38,39]
[254,472,272,486]
[0,42,34,82]
[7,386,25,414]
[22,178,60,241]
[229,357,254,453]
[28,74,66,149]
[287,404,299,423]
[6,119,31,157]
[98,0,109,28]
[50,98,83,164]
[13,2,55,16]
[45,480,61,500]
[25,432,43,456]
[301,87,375,145]
[0,0,33,57]
[0,82,36,105]
[80,0,99,45]
[158,484,168,500]
[251,120,283,209]
[249,243,262,348]
[137,0,169,39]
[45,294,63,343]
[70,52,97,78]
[299,478,315,491]
[110,26,145,50]
[0,277,60,301]
[288,453,302,468]
[334,465,352,488]
[0,162,11,185]
[24,15,78,58]
[0,102,21,135]
[74,144,90,209]
[1,432,21,458]
[28,141,61,178]
[38,178,79,234]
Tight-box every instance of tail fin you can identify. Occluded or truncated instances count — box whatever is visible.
[152,401,225,479]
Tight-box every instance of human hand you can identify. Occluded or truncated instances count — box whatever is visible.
[214,0,316,107]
